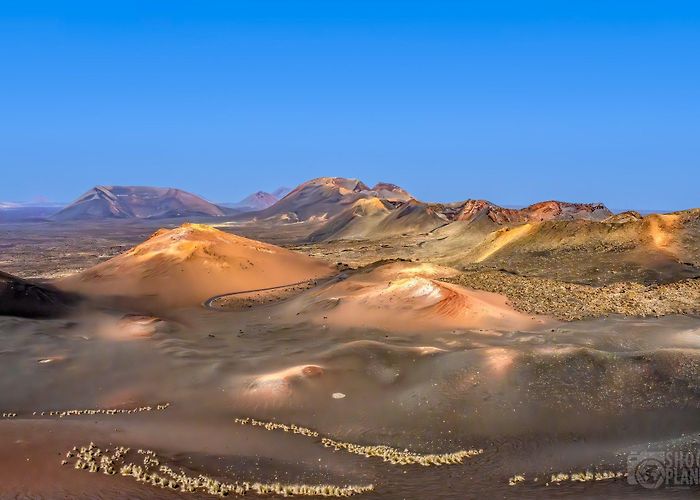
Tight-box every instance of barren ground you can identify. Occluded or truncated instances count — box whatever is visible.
[1,219,699,498]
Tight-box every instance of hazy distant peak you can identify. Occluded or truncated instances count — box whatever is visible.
[271,187,292,199]
[230,190,280,212]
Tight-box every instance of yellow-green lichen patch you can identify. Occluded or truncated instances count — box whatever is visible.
[234,417,483,466]
[65,442,374,497]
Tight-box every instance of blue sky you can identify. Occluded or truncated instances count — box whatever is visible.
[1,1,698,210]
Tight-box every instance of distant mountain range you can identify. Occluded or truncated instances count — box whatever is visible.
[0,201,66,222]
[237,176,612,241]
[2,178,616,232]
[5,177,699,288]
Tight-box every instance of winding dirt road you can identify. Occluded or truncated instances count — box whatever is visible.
[202,277,338,310]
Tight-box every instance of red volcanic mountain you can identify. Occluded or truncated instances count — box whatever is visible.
[253,177,413,222]
[438,199,612,224]
[52,186,229,220]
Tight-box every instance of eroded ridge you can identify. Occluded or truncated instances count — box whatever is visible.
[2,403,170,419]
[65,442,375,497]
[234,417,483,466]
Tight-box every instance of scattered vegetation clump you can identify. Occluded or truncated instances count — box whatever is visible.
[1,403,170,419]
[549,470,626,484]
[507,470,626,486]
[66,442,375,497]
[234,417,320,437]
[234,417,483,466]
[445,271,700,320]
[508,474,525,486]
[320,437,481,465]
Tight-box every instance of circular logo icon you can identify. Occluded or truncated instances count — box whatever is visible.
[634,457,665,489]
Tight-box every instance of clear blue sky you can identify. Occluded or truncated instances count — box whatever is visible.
[2,1,698,210]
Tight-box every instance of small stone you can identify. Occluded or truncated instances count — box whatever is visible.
[332,392,346,399]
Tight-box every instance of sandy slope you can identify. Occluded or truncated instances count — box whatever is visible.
[308,198,392,241]
[283,262,549,332]
[57,223,334,307]
[309,198,447,241]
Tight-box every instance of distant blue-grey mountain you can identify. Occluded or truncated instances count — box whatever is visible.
[52,186,230,220]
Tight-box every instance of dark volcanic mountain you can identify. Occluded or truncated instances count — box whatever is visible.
[0,271,79,318]
[52,186,228,220]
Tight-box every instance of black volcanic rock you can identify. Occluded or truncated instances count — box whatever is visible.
[0,271,79,318]
[52,186,228,221]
